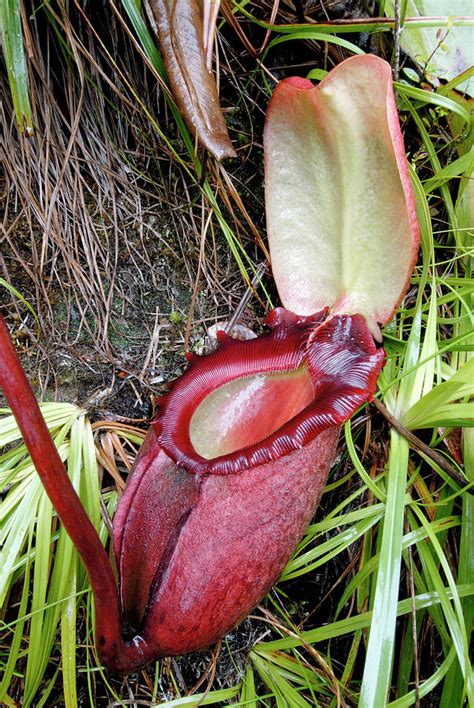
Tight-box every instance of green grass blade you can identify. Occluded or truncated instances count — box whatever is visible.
[441,427,474,705]
[345,420,387,501]
[251,651,311,707]
[281,511,384,581]
[239,665,258,707]
[396,82,472,127]
[402,358,474,429]
[61,566,77,708]
[410,503,474,701]
[0,0,33,133]
[120,0,165,73]
[154,686,241,706]
[389,646,457,707]
[0,528,33,702]
[265,30,365,56]
[0,474,41,605]
[257,583,474,653]
[0,278,39,331]
[359,432,409,706]
[423,150,474,194]
[23,491,54,705]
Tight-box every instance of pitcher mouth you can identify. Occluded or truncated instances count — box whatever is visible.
[152,308,384,476]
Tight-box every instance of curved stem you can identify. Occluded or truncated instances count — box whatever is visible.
[0,316,144,672]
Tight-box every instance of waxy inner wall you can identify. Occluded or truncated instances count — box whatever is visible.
[190,367,314,459]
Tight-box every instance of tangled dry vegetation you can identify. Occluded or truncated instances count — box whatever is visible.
[1,0,269,415]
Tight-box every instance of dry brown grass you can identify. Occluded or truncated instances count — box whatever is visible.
[0,1,272,411]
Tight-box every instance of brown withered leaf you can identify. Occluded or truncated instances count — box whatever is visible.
[149,0,236,160]
[440,427,464,466]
